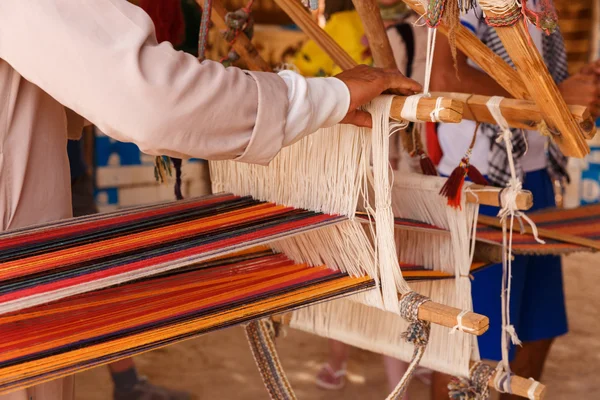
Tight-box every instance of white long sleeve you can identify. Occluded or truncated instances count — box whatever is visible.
[278,71,351,146]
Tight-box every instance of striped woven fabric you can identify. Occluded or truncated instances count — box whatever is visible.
[396,204,600,255]
[477,204,600,254]
[0,247,373,394]
[0,193,345,315]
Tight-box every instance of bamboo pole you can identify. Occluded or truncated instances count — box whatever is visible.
[196,0,272,72]
[478,214,600,251]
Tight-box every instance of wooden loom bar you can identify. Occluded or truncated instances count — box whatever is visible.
[401,0,596,140]
[488,8,591,157]
[272,0,356,71]
[351,0,398,68]
[433,92,595,135]
[478,214,600,251]
[273,294,490,335]
[471,362,547,400]
[467,185,533,210]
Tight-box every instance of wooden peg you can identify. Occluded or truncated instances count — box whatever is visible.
[433,92,596,137]
[273,294,489,335]
[196,0,272,72]
[467,185,533,211]
[390,96,463,123]
[486,368,546,400]
[487,9,591,157]
[414,297,489,335]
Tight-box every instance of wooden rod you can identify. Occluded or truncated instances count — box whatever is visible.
[470,362,547,400]
[351,0,398,69]
[390,96,463,123]
[478,214,600,251]
[490,10,591,157]
[433,92,596,137]
[196,0,272,72]
[401,0,530,100]
[467,185,533,211]
[273,294,489,335]
[273,0,357,70]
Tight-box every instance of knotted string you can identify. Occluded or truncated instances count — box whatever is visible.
[485,96,545,392]
[448,361,496,399]
[386,292,431,400]
[450,309,476,334]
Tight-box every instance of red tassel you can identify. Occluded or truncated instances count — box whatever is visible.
[466,164,488,185]
[439,163,467,209]
[418,151,439,176]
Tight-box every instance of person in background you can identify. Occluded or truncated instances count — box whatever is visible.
[429,5,600,399]
[68,135,191,400]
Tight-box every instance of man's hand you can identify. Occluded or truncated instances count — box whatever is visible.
[558,72,600,118]
[335,65,422,128]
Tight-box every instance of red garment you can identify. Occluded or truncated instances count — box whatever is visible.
[425,122,442,166]
[139,0,185,46]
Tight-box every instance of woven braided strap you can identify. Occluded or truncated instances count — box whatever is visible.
[245,319,297,400]
[386,292,432,400]
[448,361,496,399]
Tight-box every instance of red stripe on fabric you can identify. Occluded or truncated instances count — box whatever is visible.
[0,214,338,303]
[0,195,239,251]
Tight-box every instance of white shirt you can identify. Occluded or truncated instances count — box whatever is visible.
[438,7,547,176]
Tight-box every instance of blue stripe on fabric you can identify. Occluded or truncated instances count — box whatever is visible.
[461,20,477,34]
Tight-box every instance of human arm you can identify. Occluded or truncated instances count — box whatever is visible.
[429,32,511,97]
[0,1,420,165]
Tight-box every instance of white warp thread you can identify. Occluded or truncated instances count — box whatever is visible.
[486,96,545,392]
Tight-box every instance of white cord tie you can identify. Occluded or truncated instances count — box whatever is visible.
[527,378,540,399]
[449,309,476,334]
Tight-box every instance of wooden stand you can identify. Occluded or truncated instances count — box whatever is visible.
[490,9,590,157]
[400,0,596,147]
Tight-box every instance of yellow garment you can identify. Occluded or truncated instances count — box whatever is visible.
[292,10,373,77]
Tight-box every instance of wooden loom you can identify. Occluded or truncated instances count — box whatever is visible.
[194,0,593,398]
[1,1,586,398]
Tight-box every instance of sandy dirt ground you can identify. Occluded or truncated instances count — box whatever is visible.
[75,253,600,399]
